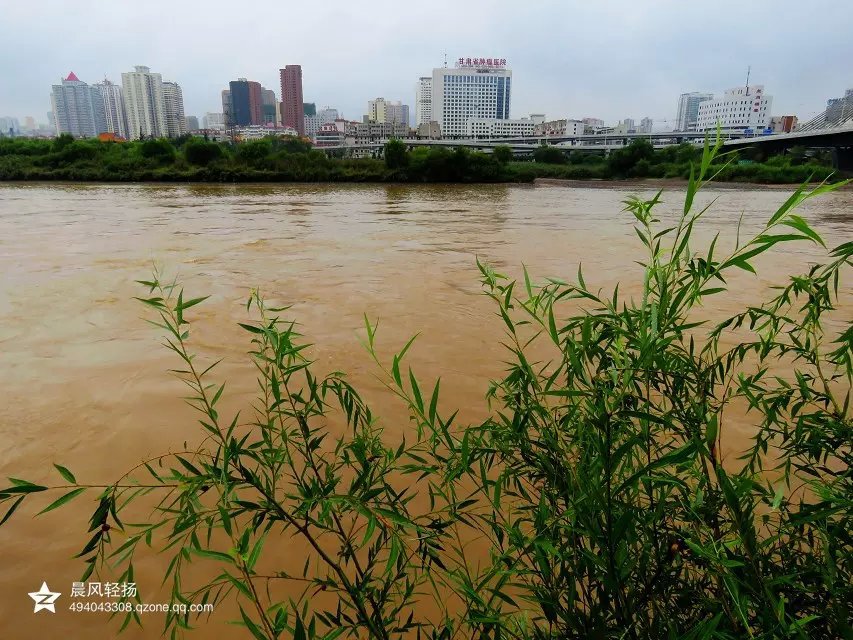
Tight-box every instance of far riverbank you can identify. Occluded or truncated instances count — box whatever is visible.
[533,176,853,189]
[1,135,843,185]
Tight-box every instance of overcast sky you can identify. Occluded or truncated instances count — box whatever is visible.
[1,0,851,127]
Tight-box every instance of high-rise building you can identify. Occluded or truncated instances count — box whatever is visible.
[675,92,713,131]
[23,116,36,131]
[94,79,129,139]
[262,89,277,126]
[390,102,408,125]
[430,58,511,138]
[367,98,409,125]
[202,112,225,129]
[303,102,316,117]
[367,98,409,126]
[122,66,167,139]
[185,115,200,131]
[638,117,653,134]
[228,79,263,126]
[50,72,107,138]
[319,107,339,123]
[0,116,21,136]
[162,81,187,137]
[279,65,304,135]
[695,85,772,133]
[221,90,233,125]
[367,98,385,123]
[304,114,321,138]
[415,77,432,127]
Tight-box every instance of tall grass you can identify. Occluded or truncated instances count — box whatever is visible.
[1,137,850,639]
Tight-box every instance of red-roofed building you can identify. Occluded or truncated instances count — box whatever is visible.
[50,71,107,137]
[98,132,126,142]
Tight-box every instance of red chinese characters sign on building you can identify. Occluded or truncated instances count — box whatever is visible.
[456,57,507,68]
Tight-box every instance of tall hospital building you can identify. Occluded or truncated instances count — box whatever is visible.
[429,58,512,137]
[695,85,772,134]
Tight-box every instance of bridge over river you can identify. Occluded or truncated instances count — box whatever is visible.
[319,104,853,169]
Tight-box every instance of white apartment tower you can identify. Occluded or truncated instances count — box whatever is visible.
[676,92,713,131]
[0,117,20,135]
[202,112,225,130]
[50,72,107,137]
[122,66,167,139]
[162,81,187,137]
[430,58,511,138]
[415,77,432,126]
[304,114,321,139]
[94,79,129,139]
[695,85,772,133]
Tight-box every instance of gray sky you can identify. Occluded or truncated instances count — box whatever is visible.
[2,0,851,127]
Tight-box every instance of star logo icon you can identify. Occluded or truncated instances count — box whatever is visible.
[28,582,60,613]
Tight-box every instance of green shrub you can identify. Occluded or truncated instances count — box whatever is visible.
[0,138,52,157]
[493,145,513,164]
[608,138,655,177]
[383,139,409,170]
[568,150,603,165]
[504,162,538,182]
[274,136,313,154]
[467,151,502,181]
[58,140,101,163]
[52,133,75,152]
[533,145,567,164]
[139,138,177,164]
[184,139,224,166]
[0,155,26,178]
[236,139,273,165]
[629,157,652,177]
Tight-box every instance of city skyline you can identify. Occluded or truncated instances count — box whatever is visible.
[1,0,851,127]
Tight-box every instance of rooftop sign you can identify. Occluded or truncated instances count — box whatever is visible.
[456,57,507,68]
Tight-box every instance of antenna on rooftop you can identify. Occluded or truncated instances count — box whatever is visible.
[443,52,447,68]
[745,65,751,94]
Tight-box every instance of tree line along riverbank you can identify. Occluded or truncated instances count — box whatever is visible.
[0,134,841,184]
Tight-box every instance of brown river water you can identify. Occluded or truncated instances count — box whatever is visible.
[0,182,850,639]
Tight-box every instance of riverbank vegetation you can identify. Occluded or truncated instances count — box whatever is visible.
[0,133,839,184]
[2,138,850,639]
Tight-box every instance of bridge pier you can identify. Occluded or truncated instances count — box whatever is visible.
[836,147,853,171]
